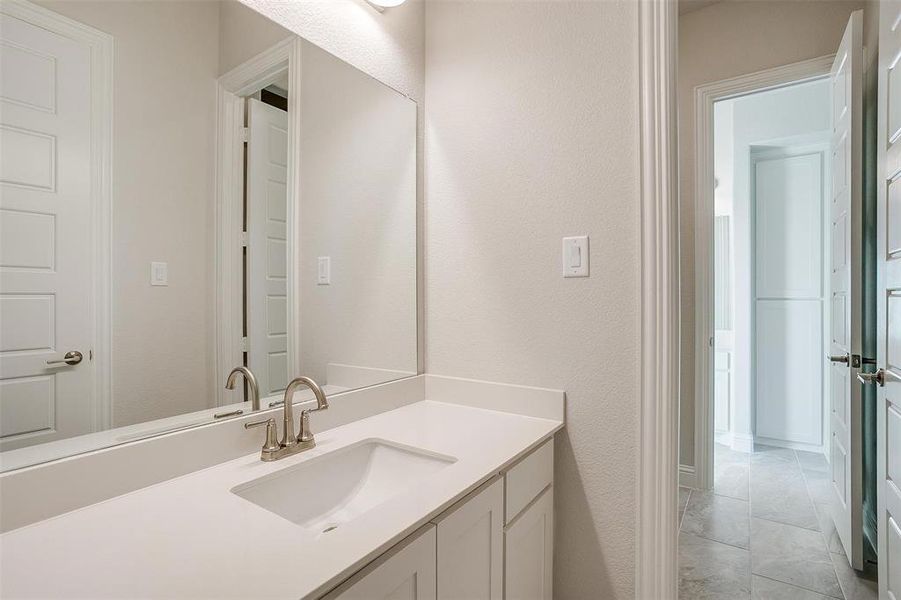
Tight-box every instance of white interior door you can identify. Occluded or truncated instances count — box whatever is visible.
[753,149,825,448]
[0,6,98,451]
[876,2,901,597]
[246,97,289,398]
[828,9,864,569]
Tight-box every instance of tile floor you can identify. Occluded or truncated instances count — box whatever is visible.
[678,443,878,599]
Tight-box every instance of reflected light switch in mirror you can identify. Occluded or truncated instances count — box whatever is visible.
[150,262,168,286]
[562,236,589,277]
[317,256,330,285]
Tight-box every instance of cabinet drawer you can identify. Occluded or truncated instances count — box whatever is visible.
[505,438,553,523]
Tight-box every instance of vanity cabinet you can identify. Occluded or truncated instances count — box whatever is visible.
[322,525,437,600]
[321,438,554,600]
[504,486,553,600]
[433,477,504,599]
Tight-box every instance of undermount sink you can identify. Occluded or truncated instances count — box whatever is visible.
[231,439,456,535]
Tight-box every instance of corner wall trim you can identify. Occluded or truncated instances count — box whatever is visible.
[637,0,680,597]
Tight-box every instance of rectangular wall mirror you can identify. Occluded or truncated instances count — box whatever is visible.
[0,0,418,471]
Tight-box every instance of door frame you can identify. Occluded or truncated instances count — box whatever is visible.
[1,0,113,431]
[215,37,300,406]
[691,55,834,489]
[636,0,680,597]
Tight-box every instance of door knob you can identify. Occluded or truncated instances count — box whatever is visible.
[827,354,850,364]
[46,350,83,366]
[858,369,886,386]
[857,368,901,387]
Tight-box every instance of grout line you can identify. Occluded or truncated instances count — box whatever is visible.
[753,572,844,600]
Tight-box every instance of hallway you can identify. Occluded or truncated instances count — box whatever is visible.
[678,444,878,599]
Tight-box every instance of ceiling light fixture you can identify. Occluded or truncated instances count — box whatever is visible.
[366,0,406,12]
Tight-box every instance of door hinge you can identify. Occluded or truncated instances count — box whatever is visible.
[241,337,247,352]
[242,127,250,143]
[241,232,248,247]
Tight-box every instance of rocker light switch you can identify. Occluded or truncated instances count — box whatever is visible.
[150,262,168,286]
[562,236,589,277]
[317,256,331,285]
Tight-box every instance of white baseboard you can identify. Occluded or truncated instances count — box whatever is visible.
[753,435,824,455]
[679,464,697,489]
[730,432,754,453]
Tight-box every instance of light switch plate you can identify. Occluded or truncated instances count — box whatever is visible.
[317,256,330,285]
[150,262,168,286]
[562,236,589,277]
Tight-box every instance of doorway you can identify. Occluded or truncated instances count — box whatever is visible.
[679,50,878,597]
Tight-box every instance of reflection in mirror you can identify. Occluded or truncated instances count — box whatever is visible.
[0,0,417,471]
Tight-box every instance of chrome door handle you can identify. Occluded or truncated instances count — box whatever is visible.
[827,354,850,364]
[46,351,83,366]
[858,368,901,387]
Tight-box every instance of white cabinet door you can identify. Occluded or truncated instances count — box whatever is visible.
[323,526,437,600]
[433,478,503,600]
[504,486,553,600]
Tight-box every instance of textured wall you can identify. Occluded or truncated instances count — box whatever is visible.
[424,2,640,597]
[678,0,866,466]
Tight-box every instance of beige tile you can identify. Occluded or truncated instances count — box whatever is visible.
[716,461,750,501]
[750,462,819,530]
[680,532,751,599]
[830,552,878,600]
[682,491,750,549]
[814,503,845,556]
[795,450,829,475]
[680,487,692,524]
[750,518,843,598]
[751,575,834,600]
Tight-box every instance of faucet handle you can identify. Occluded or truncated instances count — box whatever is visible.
[245,418,280,455]
[298,410,316,445]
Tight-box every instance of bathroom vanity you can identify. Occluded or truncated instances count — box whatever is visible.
[0,376,563,599]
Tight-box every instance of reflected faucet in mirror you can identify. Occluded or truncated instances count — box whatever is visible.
[245,377,329,461]
[225,367,260,411]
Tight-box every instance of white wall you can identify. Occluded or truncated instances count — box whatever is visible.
[298,41,417,385]
[678,0,865,466]
[424,2,640,597]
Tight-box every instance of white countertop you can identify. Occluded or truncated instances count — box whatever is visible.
[0,399,562,599]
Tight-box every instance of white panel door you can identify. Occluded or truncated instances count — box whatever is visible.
[828,10,864,569]
[434,478,503,600]
[246,98,289,398]
[0,7,97,450]
[505,485,554,600]
[876,2,901,597]
[753,151,824,446]
[323,526,437,600]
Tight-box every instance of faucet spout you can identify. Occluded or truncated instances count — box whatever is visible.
[225,366,260,411]
[281,376,329,447]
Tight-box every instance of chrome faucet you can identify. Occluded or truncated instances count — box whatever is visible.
[225,366,260,411]
[245,376,329,461]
